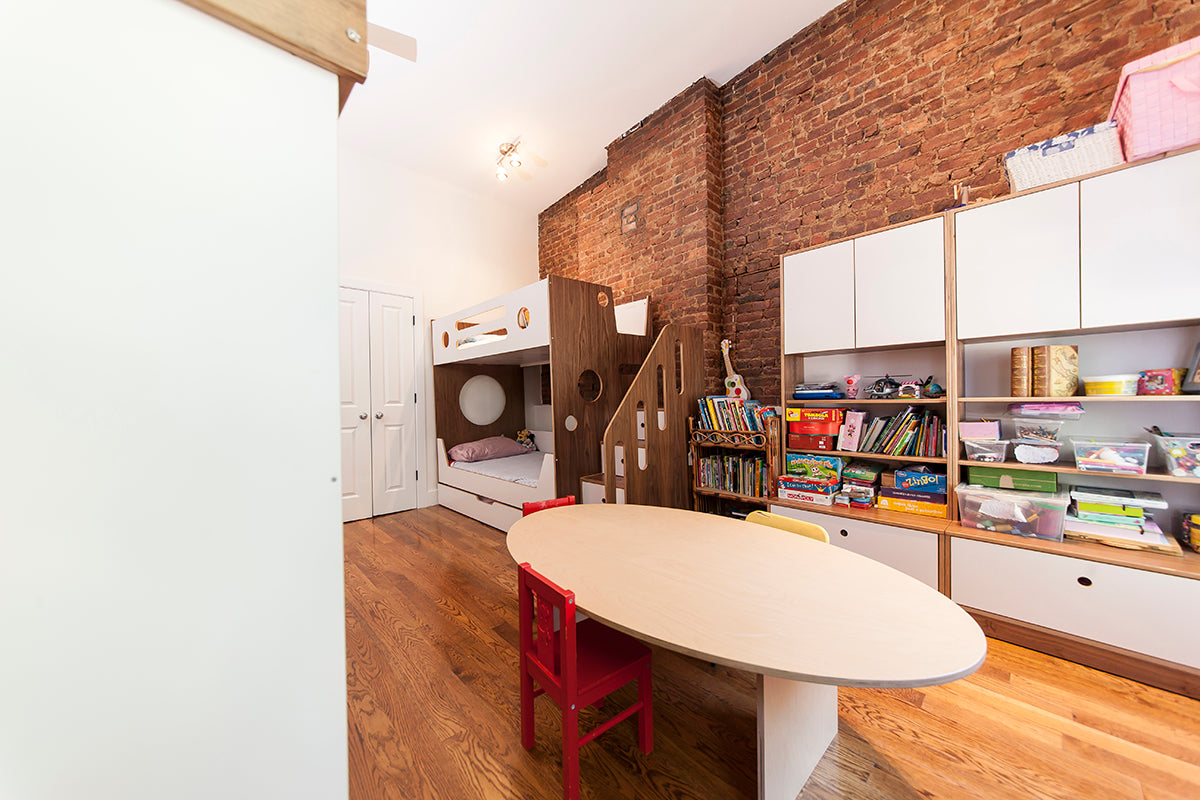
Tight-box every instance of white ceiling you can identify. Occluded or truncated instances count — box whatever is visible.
[338,1,842,218]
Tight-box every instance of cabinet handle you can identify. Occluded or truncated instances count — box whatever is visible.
[375,412,384,419]
[840,529,849,537]
[359,413,368,420]
[1077,576,1093,587]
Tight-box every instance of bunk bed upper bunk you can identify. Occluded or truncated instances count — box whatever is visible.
[432,276,651,528]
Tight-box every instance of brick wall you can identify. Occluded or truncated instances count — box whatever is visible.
[540,0,1200,399]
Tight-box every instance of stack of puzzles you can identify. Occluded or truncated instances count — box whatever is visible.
[778,454,843,505]
[835,461,881,508]
[877,467,948,518]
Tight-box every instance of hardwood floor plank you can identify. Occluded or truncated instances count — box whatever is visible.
[346,506,1200,800]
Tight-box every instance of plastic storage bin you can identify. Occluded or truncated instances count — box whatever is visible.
[1009,417,1065,443]
[955,484,1069,541]
[963,439,1009,463]
[1070,437,1150,474]
[1082,374,1138,395]
[1152,433,1200,477]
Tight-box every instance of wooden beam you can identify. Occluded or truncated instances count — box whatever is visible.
[180,0,368,87]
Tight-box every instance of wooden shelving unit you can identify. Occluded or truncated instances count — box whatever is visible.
[690,416,781,516]
[774,145,1200,698]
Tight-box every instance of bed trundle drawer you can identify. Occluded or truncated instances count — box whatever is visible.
[438,483,522,532]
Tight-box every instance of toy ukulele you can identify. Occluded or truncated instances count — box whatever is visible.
[720,338,751,400]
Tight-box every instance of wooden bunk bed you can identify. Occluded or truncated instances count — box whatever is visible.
[432,276,651,530]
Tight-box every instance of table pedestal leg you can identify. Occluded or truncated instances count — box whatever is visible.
[756,675,837,800]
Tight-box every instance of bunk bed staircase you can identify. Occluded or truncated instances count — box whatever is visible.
[586,324,704,508]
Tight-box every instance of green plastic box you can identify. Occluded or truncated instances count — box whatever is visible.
[965,465,1058,493]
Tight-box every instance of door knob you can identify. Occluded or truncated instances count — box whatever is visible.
[359,413,368,420]
[375,412,383,419]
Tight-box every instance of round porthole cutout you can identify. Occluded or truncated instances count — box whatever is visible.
[577,369,602,402]
[459,375,506,426]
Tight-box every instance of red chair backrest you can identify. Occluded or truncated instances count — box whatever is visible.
[518,562,576,690]
[522,496,577,516]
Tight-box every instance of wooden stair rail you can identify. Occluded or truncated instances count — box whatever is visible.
[602,325,704,508]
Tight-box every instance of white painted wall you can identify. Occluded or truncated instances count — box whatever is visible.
[337,148,538,319]
[0,3,348,799]
[338,147,538,506]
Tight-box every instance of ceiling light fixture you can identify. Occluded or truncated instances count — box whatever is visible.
[495,140,523,181]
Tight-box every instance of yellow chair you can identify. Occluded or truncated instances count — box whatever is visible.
[745,510,830,543]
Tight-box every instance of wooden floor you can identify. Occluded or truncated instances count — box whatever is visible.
[345,506,1200,800]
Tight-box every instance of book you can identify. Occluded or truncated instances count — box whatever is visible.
[1030,344,1079,397]
[838,409,867,452]
[1068,486,1168,510]
[1010,346,1031,396]
[1075,500,1144,518]
[1062,515,1182,555]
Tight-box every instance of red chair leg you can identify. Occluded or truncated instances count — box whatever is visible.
[638,665,654,754]
[520,663,536,750]
[562,703,580,800]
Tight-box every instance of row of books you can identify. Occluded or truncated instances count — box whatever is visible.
[848,407,945,457]
[695,453,771,498]
[696,396,777,433]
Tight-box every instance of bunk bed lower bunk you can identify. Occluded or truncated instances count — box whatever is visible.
[431,276,650,531]
[435,432,555,531]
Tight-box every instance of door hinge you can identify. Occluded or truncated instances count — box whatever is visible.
[415,469,419,481]
[412,315,416,325]
[414,392,417,403]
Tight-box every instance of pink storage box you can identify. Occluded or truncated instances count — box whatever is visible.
[1109,35,1200,161]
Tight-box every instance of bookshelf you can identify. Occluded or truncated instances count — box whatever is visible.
[775,144,1200,698]
[689,412,781,517]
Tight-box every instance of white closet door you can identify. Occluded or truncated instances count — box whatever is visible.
[339,288,373,522]
[369,291,418,515]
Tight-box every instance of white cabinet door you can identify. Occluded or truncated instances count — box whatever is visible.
[782,241,854,354]
[854,217,946,348]
[369,291,418,516]
[338,288,374,522]
[954,184,1081,339]
[951,538,1200,669]
[768,505,939,588]
[1080,149,1200,328]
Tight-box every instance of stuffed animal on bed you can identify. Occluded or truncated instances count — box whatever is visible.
[516,429,537,450]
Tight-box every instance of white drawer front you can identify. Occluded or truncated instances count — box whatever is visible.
[581,481,623,505]
[437,483,522,532]
[768,506,939,589]
[951,538,1200,669]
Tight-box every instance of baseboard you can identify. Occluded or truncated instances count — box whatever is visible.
[966,608,1200,700]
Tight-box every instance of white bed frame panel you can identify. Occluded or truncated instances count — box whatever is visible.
[431,280,551,366]
[436,430,555,529]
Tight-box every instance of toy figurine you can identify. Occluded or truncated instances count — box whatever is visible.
[898,379,922,398]
[844,374,861,399]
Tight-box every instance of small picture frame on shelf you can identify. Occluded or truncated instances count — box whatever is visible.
[1184,339,1200,394]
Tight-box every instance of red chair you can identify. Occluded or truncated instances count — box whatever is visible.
[522,496,577,515]
[518,562,653,800]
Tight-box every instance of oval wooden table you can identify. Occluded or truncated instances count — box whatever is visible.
[507,503,987,800]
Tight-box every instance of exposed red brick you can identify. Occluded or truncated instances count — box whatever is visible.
[539,0,1199,401]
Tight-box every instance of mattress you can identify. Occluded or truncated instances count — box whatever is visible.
[448,451,547,487]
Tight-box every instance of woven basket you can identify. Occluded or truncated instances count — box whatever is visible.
[691,429,767,448]
[1004,121,1124,192]
[1108,36,1200,162]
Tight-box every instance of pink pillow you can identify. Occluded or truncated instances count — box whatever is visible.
[448,435,531,462]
